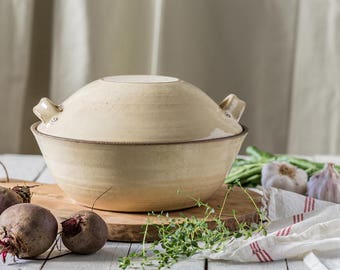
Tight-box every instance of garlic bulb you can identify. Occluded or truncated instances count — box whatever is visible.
[261,162,307,194]
[307,163,340,203]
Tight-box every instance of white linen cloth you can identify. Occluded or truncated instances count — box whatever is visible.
[198,188,340,270]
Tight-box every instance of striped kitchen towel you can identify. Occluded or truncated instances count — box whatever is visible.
[199,187,340,270]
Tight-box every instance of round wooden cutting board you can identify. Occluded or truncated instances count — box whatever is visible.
[0,180,262,242]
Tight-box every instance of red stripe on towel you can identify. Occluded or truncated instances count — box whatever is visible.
[304,197,308,212]
[304,197,314,213]
[250,242,264,262]
[307,197,312,212]
[276,227,283,236]
[250,241,274,262]
[293,213,304,224]
[255,241,273,262]
[286,225,292,235]
[277,225,292,236]
[276,226,289,236]
[262,249,274,262]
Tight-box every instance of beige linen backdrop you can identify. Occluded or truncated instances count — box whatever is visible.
[0,0,339,155]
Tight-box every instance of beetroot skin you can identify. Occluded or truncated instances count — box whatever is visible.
[0,187,23,214]
[0,203,58,261]
[0,185,33,215]
[61,210,108,254]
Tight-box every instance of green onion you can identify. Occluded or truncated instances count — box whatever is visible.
[225,146,340,186]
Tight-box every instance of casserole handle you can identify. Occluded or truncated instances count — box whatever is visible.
[219,94,246,122]
[33,97,63,124]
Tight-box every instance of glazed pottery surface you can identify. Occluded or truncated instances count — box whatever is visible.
[31,122,247,211]
[33,75,244,143]
[31,75,247,212]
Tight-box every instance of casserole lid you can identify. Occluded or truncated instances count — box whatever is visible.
[33,75,245,143]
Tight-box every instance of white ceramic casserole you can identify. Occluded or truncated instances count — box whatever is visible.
[31,75,247,212]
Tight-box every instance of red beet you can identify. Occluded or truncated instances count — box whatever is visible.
[0,187,23,214]
[0,160,32,214]
[0,204,58,261]
[61,210,108,254]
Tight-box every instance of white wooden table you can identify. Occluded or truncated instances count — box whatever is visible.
[1,154,339,270]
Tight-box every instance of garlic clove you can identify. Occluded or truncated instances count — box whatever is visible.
[307,163,340,203]
[261,162,307,194]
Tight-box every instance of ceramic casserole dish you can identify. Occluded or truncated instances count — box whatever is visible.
[31,75,247,212]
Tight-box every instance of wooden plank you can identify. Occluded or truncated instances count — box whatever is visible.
[126,243,205,270]
[0,154,45,181]
[207,260,287,269]
[170,258,205,270]
[2,241,130,270]
[108,242,132,270]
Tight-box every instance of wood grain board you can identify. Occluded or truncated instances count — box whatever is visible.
[0,180,261,242]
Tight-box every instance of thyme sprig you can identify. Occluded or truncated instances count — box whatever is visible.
[118,185,267,269]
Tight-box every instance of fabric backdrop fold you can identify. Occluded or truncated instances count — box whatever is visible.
[0,0,339,155]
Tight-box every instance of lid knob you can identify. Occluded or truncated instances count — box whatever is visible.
[219,94,246,122]
[33,97,63,124]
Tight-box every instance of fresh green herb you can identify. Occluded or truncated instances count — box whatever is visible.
[118,185,267,269]
[225,145,340,187]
